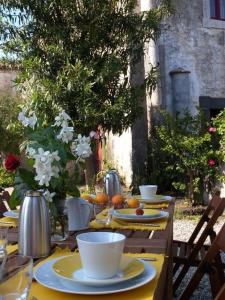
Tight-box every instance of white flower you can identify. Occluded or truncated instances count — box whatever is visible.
[53,110,74,143]
[28,113,37,129]
[18,109,37,129]
[54,110,71,127]
[26,146,36,157]
[56,125,74,143]
[43,190,56,202]
[51,151,60,162]
[72,134,92,159]
[32,148,61,186]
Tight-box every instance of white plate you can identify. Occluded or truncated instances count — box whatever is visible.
[3,210,19,219]
[113,210,169,223]
[137,195,173,204]
[34,258,156,295]
[52,255,144,287]
[113,209,161,219]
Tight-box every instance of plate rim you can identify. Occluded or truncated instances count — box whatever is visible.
[113,210,169,222]
[52,255,145,286]
[3,210,19,219]
[113,208,161,219]
[34,258,156,295]
[138,195,173,204]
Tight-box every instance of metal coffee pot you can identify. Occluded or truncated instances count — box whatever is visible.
[18,190,51,258]
[104,170,122,201]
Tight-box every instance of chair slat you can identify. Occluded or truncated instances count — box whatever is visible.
[179,223,225,299]
[173,194,225,294]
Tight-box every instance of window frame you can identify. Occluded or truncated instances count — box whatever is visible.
[210,0,225,21]
[203,0,225,29]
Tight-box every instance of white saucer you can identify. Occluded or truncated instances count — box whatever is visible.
[3,210,19,219]
[52,255,144,287]
[113,210,169,223]
[34,258,156,295]
[138,195,173,204]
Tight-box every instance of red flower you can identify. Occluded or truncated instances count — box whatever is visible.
[208,159,216,167]
[4,154,20,172]
[209,127,216,133]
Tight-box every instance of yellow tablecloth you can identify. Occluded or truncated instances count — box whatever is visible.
[6,244,18,254]
[90,210,168,231]
[30,248,165,300]
[0,217,18,227]
[144,203,169,209]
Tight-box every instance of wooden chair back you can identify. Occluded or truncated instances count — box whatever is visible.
[179,222,225,299]
[188,193,224,245]
[173,194,225,292]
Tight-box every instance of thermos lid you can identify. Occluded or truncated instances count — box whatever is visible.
[25,190,42,197]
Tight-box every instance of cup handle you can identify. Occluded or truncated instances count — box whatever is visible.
[81,203,92,223]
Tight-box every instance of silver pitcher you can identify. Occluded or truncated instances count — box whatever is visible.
[18,190,51,258]
[104,170,122,201]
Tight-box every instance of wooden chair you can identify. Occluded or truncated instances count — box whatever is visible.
[215,282,225,300]
[178,221,225,300]
[173,193,225,293]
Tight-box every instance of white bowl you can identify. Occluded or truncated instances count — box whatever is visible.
[76,232,126,279]
[139,185,158,199]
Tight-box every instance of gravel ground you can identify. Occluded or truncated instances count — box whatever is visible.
[173,217,225,299]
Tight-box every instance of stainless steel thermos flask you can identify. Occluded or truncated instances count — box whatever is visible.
[104,170,122,201]
[18,190,51,258]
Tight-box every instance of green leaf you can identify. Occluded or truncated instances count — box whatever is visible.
[18,168,37,189]
[9,189,21,209]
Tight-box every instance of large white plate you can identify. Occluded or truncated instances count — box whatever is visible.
[34,258,156,295]
[3,210,19,219]
[136,195,173,204]
[52,255,144,287]
[113,210,169,223]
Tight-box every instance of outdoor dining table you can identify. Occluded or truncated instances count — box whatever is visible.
[2,200,175,300]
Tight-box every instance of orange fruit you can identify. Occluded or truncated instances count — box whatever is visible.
[112,194,124,205]
[80,193,94,203]
[127,198,139,208]
[95,192,108,204]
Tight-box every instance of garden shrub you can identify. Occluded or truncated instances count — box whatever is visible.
[0,167,15,187]
[147,109,223,204]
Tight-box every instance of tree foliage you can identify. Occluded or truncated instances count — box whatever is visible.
[0,0,170,134]
[0,94,23,154]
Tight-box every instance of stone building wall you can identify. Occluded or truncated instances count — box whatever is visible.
[149,0,225,114]
[0,69,17,96]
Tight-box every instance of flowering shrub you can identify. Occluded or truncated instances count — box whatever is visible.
[7,109,92,207]
[147,110,223,204]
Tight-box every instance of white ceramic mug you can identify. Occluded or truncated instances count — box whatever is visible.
[65,197,93,231]
[139,185,158,199]
[76,232,126,279]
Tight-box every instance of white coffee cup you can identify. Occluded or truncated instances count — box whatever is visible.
[139,185,158,199]
[76,232,126,279]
